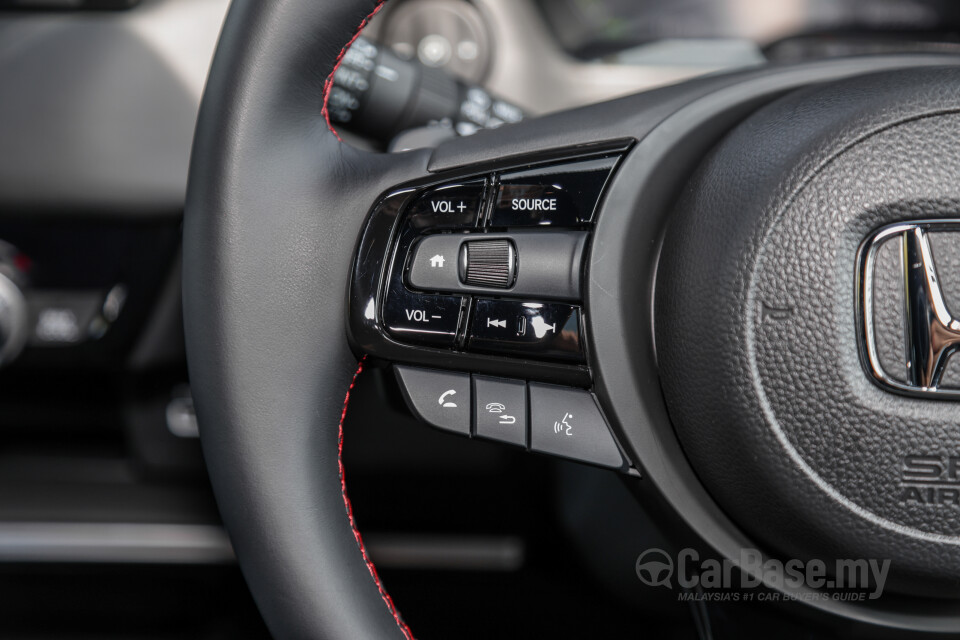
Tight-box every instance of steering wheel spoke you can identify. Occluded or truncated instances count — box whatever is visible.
[349,136,635,471]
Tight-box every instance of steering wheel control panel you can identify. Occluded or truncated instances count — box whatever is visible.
[394,365,625,469]
[350,144,631,471]
[383,155,617,359]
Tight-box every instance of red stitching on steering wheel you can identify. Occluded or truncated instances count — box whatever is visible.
[328,5,413,636]
[321,0,387,142]
[338,356,415,640]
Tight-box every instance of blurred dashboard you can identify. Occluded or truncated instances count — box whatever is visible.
[536,0,960,59]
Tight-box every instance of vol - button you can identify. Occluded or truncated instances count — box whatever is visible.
[383,286,463,347]
[403,308,443,323]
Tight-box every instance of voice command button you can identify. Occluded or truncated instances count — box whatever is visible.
[528,383,623,468]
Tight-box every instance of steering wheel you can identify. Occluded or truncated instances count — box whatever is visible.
[183,0,960,637]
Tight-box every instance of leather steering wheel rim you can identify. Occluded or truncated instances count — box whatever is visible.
[183,0,422,637]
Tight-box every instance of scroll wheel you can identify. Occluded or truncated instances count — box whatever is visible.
[459,239,516,289]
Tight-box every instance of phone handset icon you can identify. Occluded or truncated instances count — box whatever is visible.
[438,389,458,408]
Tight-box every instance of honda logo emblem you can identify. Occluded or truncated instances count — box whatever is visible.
[858,221,960,398]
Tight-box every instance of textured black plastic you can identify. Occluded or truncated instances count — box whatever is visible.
[656,67,960,598]
[586,57,960,632]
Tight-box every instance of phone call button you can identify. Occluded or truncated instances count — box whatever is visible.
[394,366,470,436]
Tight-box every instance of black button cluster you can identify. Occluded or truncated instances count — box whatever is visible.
[406,231,586,301]
[381,179,484,348]
[381,154,620,362]
[395,365,625,469]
